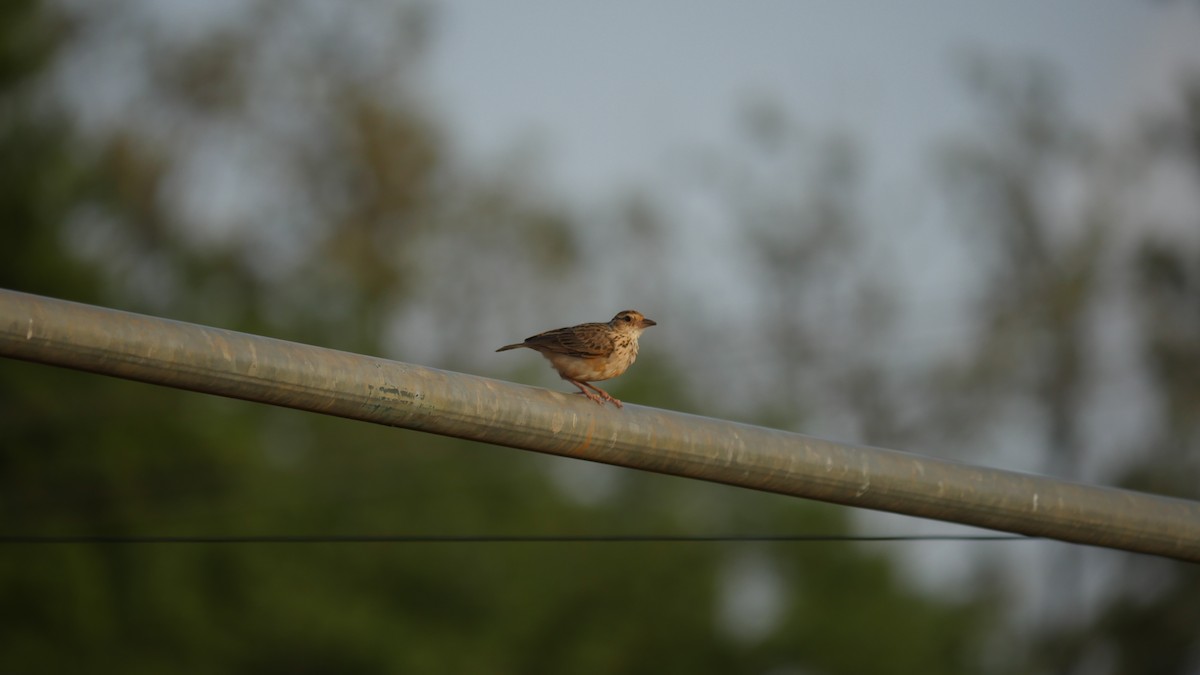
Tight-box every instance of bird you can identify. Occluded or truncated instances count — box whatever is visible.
[496,310,657,408]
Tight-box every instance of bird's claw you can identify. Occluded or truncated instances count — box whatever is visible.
[572,383,622,408]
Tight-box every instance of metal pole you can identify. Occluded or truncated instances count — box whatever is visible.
[2,288,1198,561]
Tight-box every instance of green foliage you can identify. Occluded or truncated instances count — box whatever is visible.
[2,2,1022,674]
[938,62,1200,675]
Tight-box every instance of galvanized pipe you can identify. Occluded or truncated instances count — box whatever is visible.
[2,288,1198,561]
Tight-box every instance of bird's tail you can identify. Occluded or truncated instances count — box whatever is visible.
[495,343,526,352]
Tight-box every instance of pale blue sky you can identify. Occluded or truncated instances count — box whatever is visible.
[426,1,1200,201]
[424,2,1200,405]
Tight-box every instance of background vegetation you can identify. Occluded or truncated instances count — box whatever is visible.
[2,2,1197,673]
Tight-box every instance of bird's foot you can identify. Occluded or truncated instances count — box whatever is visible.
[595,388,623,408]
[570,381,621,408]
[573,390,606,406]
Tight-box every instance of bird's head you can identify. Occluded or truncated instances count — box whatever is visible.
[610,310,656,335]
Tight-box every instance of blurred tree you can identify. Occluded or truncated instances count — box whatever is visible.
[934,62,1102,649]
[937,58,1098,475]
[686,101,913,451]
[934,59,1200,674]
[1029,77,1200,675]
[2,3,1017,675]
[668,102,1014,672]
[0,0,99,299]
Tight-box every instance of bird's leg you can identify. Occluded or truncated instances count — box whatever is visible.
[580,381,623,408]
[568,379,610,407]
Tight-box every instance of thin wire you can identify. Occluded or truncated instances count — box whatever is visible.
[0,534,1034,544]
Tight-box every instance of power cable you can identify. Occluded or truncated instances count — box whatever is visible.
[0,534,1033,544]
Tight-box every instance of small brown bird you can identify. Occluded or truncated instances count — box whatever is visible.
[496,310,657,408]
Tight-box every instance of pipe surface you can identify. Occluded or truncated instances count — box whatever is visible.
[2,288,1198,561]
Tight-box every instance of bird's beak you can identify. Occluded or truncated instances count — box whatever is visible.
[641,318,657,327]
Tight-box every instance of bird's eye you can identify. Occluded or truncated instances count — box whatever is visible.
[622,314,632,322]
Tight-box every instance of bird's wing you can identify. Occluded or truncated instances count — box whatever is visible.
[522,323,613,358]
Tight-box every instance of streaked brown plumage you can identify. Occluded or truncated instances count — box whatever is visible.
[496,310,657,408]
